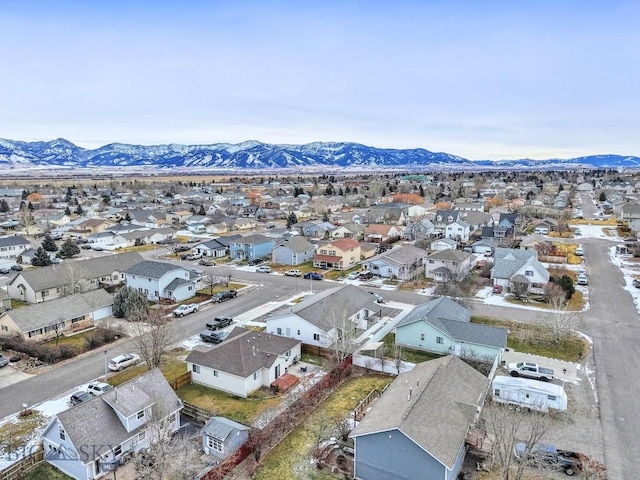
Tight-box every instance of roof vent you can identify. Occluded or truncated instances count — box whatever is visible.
[408,388,412,401]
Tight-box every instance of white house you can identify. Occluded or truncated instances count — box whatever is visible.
[445,220,470,243]
[266,285,383,349]
[429,237,457,251]
[0,235,31,259]
[361,245,425,281]
[187,327,301,398]
[40,369,182,480]
[491,247,550,294]
[124,260,196,302]
[425,249,473,283]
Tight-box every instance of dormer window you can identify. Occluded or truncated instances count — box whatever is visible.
[59,426,66,441]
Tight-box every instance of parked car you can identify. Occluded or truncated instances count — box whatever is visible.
[199,259,216,266]
[0,354,9,368]
[577,274,588,286]
[87,381,113,396]
[0,266,11,275]
[346,271,360,280]
[92,245,104,251]
[369,292,384,303]
[108,353,140,371]
[80,244,93,250]
[633,278,640,288]
[575,245,584,256]
[200,330,229,344]
[358,271,374,280]
[212,290,237,303]
[249,257,267,266]
[508,362,555,382]
[189,268,204,276]
[175,245,191,252]
[206,316,233,330]
[304,272,323,280]
[256,265,272,273]
[514,442,582,476]
[492,284,504,294]
[172,304,199,317]
[69,391,93,406]
[184,252,203,261]
[577,267,587,276]
[284,269,301,277]
[10,265,22,271]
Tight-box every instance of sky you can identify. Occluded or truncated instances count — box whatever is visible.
[2,1,640,160]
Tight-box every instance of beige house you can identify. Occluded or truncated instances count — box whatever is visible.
[313,238,361,271]
[0,289,113,341]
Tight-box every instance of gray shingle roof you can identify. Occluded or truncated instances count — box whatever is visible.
[233,234,273,245]
[54,369,181,464]
[396,297,470,328]
[275,236,315,254]
[8,251,144,292]
[427,249,471,262]
[269,285,380,331]
[491,248,549,281]
[165,277,190,291]
[125,260,185,278]
[186,327,300,378]
[368,244,425,267]
[6,289,113,332]
[0,235,31,248]
[203,416,250,440]
[350,356,489,469]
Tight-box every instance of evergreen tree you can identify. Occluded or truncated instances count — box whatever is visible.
[41,233,58,252]
[419,184,425,197]
[113,286,149,319]
[64,206,71,216]
[75,204,84,215]
[198,204,206,216]
[0,199,9,213]
[58,238,81,258]
[102,195,111,205]
[286,212,298,228]
[28,201,35,211]
[322,211,330,222]
[599,192,607,202]
[31,247,52,267]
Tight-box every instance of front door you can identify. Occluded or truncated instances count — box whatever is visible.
[275,364,281,379]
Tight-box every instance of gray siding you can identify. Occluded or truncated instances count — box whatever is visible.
[354,429,445,480]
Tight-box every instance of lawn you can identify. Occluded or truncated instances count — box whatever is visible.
[176,384,280,426]
[0,411,47,456]
[505,290,585,312]
[107,356,187,386]
[254,374,391,480]
[20,464,73,480]
[471,315,589,362]
[381,333,442,364]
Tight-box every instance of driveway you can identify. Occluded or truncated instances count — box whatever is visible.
[0,364,32,389]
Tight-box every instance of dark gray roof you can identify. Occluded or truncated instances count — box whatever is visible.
[427,249,471,262]
[125,260,185,278]
[269,285,380,331]
[9,252,144,292]
[53,369,181,465]
[6,289,113,332]
[351,356,489,469]
[396,297,470,328]
[274,236,315,254]
[367,244,425,267]
[0,235,31,247]
[165,277,190,291]
[186,327,300,378]
[233,234,273,245]
[431,318,507,349]
[203,416,250,441]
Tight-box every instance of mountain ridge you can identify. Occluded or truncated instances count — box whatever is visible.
[0,138,639,171]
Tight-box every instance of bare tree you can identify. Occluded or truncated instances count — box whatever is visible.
[202,271,221,295]
[18,204,37,235]
[486,401,550,480]
[510,277,530,301]
[129,310,179,370]
[63,264,91,296]
[545,295,578,344]
[324,302,361,364]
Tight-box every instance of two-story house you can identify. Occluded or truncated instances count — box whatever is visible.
[0,235,31,260]
[491,247,550,294]
[445,220,471,243]
[229,234,275,262]
[425,249,473,282]
[361,245,425,281]
[41,369,182,480]
[313,238,361,271]
[271,236,316,265]
[124,261,196,302]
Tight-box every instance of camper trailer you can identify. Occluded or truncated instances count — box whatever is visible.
[491,375,567,412]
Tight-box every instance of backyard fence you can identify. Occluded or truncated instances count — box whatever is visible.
[182,401,215,423]
[0,445,44,480]
[169,371,192,391]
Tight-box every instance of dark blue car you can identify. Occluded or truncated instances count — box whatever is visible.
[304,272,323,280]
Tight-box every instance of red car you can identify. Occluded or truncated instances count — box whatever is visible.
[492,284,503,294]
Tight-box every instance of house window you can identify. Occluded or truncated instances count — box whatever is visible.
[136,410,145,420]
[420,333,425,341]
[59,426,65,441]
[429,259,434,264]
[436,337,444,344]
[1,326,7,331]
[524,270,534,276]
[297,330,301,335]
[214,370,219,377]
[192,364,200,374]
[494,389,501,397]
[548,395,557,401]
[207,436,224,453]
[313,333,320,341]
[277,328,282,335]
[253,372,258,380]
[113,445,122,456]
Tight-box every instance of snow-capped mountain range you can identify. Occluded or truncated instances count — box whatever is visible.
[1,137,639,171]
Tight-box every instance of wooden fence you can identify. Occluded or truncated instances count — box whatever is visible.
[182,401,215,423]
[169,371,192,391]
[0,445,44,480]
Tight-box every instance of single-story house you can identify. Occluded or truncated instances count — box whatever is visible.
[271,236,316,265]
[0,235,32,259]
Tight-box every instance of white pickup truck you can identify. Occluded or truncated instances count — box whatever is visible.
[508,361,555,382]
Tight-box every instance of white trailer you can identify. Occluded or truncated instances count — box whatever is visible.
[491,375,568,412]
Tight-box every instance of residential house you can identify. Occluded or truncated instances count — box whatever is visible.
[0,235,31,260]
[187,327,301,398]
[313,238,361,271]
[266,285,382,349]
[0,289,113,341]
[425,249,473,282]
[239,205,265,218]
[619,203,640,222]
[361,245,425,281]
[456,210,493,236]
[229,234,275,262]
[120,227,176,247]
[519,234,551,252]
[7,252,145,304]
[454,202,485,212]
[364,224,403,243]
[330,222,366,241]
[359,242,379,260]
[395,297,507,362]
[363,204,407,225]
[433,209,460,229]
[292,221,336,239]
[201,417,250,461]
[481,225,513,242]
[271,236,316,265]
[404,218,435,241]
[86,231,127,250]
[429,237,457,251]
[532,218,558,233]
[445,220,471,243]
[350,356,489,480]
[471,239,497,256]
[124,261,196,302]
[491,247,550,294]
[0,290,11,314]
[76,218,114,235]
[194,238,231,258]
[41,369,182,480]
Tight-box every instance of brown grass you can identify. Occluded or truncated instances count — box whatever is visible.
[107,356,187,386]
